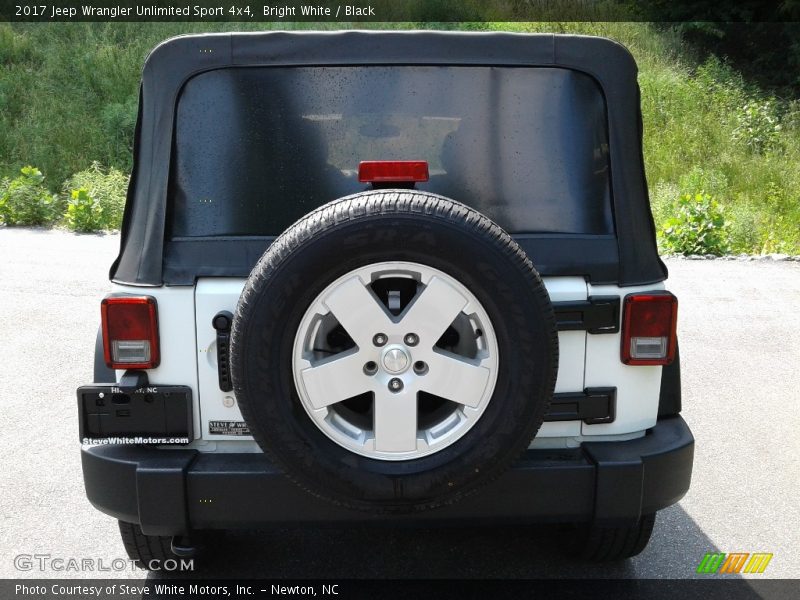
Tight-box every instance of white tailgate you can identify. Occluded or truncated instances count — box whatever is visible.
[193,277,590,442]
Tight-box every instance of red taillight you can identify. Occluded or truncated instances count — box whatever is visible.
[101,296,160,369]
[358,160,429,183]
[621,292,678,366]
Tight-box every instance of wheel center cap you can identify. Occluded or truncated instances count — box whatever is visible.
[382,346,410,374]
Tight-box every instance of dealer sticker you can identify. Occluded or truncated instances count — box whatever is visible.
[208,420,251,436]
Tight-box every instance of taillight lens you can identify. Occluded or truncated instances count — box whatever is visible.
[358,160,429,183]
[101,296,160,369]
[621,292,678,366]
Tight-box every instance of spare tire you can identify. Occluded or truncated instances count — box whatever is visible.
[230,190,558,513]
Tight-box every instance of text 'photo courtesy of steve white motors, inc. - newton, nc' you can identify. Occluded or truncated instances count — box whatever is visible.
[14,3,377,18]
[15,583,339,597]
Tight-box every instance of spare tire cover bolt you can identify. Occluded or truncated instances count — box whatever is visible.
[373,333,388,346]
[404,333,419,346]
[388,378,403,392]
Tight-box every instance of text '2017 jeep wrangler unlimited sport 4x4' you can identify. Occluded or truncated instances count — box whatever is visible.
[78,31,693,567]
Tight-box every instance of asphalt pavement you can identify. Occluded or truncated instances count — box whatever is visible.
[0,228,798,582]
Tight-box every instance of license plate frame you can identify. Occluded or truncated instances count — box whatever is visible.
[77,384,193,444]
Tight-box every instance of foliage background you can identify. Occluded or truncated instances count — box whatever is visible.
[0,21,798,251]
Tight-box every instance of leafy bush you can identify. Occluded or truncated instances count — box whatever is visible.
[62,162,128,231]
[660,193,730,256]
[0,166,60,225]
[65,188,105,232]
[732,100,783,154]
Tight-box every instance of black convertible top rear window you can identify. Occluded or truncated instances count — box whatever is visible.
[168,66,613,238]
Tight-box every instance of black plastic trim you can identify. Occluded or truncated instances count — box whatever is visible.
[93,327,116,383]
[118,370,149,393]
[547,388,616,424]
[583,415,693,524]
[81,415,693,532]
[136,452,196,536]
[658,341,682,416]
[553,296,620,333]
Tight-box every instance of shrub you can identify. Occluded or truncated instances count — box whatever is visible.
[732,100,783,154]
[65,188,104,232]
[0,166,60,225]
[660,193,730,256]
[62,162,128,231]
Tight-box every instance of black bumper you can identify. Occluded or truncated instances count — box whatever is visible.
[81,415,693,536]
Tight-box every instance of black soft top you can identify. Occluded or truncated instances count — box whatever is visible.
[111,30,666,287]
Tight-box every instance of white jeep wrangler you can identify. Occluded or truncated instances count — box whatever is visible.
[78,31,693,567]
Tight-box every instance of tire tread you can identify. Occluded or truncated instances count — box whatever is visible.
[118,521,174,569]
[565,513,656,561]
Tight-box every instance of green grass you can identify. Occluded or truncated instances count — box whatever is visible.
[1,22,798,252]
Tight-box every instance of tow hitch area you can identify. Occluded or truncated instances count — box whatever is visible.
[77,380,193,443]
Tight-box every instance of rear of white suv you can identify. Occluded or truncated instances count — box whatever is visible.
[78,31,693,567]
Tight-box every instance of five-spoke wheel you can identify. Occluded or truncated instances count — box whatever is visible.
[293,262,498,460]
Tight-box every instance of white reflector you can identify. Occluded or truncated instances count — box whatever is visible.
[630,336,667,360]
[111,340,152,364]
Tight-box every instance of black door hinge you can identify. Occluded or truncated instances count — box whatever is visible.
[553,296,620,334]
[545,387,617,425]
